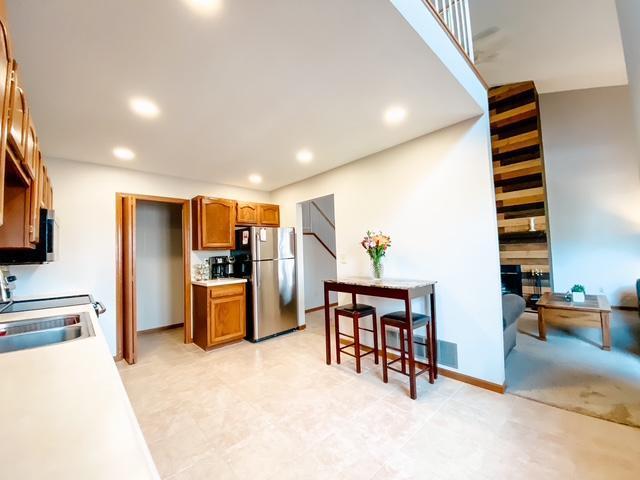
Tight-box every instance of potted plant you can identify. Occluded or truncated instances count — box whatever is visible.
[571,284,586,303]
[361,230,391,279]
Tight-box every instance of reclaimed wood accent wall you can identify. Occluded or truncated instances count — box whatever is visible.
[490,81,552,306]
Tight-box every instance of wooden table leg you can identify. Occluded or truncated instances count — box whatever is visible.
[601,311,611,351]
[324,283,331,365]
[429,288,438,379]
[537,307,547,341]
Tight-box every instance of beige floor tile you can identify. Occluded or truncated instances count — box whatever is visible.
[119,312,640,480]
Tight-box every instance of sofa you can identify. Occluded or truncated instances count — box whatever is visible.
[503,293,526,359]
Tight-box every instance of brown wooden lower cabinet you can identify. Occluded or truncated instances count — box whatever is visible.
[193,283,246,350]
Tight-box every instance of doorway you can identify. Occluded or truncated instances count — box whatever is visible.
[116,194,191,364]
[299,194,337,312]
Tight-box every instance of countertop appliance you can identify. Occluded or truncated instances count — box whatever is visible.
[208,255,235,279]
[232,227,298,342]
[0,209,57,264]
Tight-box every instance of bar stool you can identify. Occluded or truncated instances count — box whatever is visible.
[381,311,435,399]
[334,303,378,373]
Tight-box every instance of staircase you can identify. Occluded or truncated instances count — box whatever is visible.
[302,201,336,259]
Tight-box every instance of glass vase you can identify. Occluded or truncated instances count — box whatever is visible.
[371,258,384,280]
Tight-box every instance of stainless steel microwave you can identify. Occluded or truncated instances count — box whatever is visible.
[0,209,57,264]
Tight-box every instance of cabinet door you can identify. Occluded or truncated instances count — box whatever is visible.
[208,293,246,347]
[7,62,28,163]
[22,113,37,179]
[236,201,257,225]
[0,18,11,226]
[199,197,236,249]
[28,147,41,243]
[38,159,46,208]
[258,203,280,226]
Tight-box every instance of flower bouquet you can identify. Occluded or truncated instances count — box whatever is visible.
[361,230,391,279]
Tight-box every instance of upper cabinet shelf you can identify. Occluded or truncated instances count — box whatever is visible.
[192,197,281,251]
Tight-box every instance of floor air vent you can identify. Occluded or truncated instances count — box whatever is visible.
[385,331,458,369]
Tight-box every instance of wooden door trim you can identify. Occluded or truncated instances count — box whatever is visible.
[115,193,192,364]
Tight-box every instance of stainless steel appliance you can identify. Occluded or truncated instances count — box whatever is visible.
[0,209,57,264]
[233,227,298,342]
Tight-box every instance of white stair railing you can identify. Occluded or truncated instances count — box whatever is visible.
[427,0,475,63]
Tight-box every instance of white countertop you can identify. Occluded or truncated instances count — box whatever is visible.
[192,278,248,287]
[0,304,159,480]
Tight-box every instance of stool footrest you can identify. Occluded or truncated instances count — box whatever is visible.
[339,347,376,360]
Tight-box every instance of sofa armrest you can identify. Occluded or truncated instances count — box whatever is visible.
[502,294,526,329]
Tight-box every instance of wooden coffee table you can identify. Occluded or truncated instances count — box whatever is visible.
[536,293,612,350]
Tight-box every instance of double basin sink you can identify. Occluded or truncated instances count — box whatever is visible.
[0,313,95,354]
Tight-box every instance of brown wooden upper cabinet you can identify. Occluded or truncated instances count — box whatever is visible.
[236,202,280,226]
[7,61,28,164]
[236,201,258,225]
[0,10,55,252]
[258,203,280,226]
[0,18,11,226]
[192,196,236,250]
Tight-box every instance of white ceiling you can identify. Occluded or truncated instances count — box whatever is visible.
[6,0,481,191]
[469,0,628,93]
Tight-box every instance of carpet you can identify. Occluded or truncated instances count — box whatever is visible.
[505,309,640,428]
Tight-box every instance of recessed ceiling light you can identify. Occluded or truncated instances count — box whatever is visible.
[183,0,223,15]
[296,149,314,163]
[248,174,263,184]
[113,146,135,161]
[129,97,160,118]
[384,106,408,125]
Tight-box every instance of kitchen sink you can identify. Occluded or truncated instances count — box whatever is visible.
[0,313,95,354]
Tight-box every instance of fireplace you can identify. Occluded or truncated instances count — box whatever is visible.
[501,265,522,297]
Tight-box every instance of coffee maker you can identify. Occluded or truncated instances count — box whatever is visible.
[208,255,235,279]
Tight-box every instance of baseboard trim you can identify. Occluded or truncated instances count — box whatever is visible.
[613,305,639,312]
[338,338,505,394]
[138,323,183,335]
[438,367,505,394]
[305,303,338,314]
[298,325,307,330]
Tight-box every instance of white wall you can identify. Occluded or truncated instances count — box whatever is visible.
[540,86,640,306]
[9,158,269,355]
[272,115,506,385]
[616,0,640,152]
[135,201,183,332]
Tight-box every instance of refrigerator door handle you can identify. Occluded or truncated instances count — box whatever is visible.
[255,261,260,288]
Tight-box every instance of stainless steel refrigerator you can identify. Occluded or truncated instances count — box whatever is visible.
[233,227,298,342]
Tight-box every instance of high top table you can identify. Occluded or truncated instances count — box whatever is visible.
[323,277,438,375]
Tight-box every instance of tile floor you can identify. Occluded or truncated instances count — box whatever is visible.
[118,311,640,479]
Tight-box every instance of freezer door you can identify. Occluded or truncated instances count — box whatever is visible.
[251,227,295,261]
[252,258,298,340]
